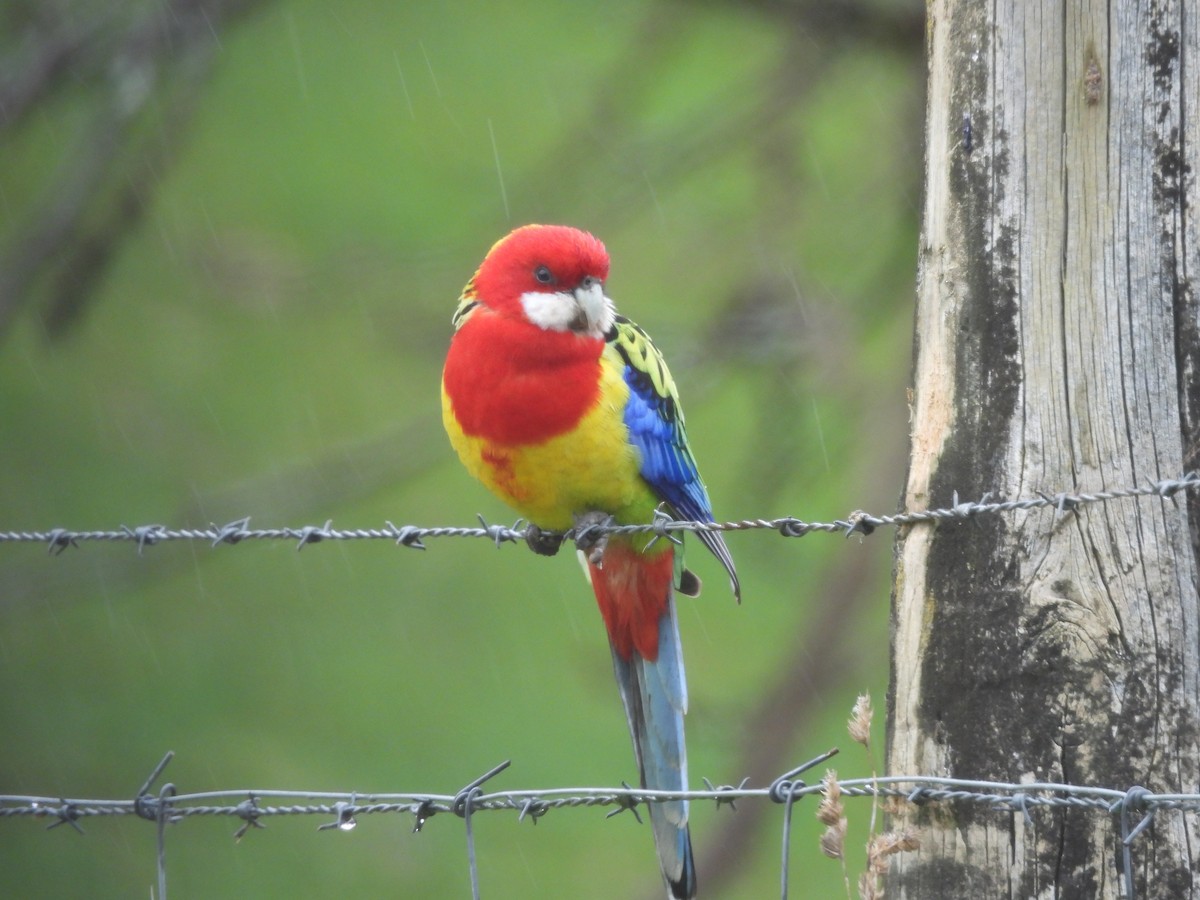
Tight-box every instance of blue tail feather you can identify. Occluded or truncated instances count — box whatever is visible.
[610,592,696,898]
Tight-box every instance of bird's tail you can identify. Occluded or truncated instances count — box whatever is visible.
[587,539,696,899]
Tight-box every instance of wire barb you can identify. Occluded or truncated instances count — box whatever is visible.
[385,521,427,550]
[412,799,436,833]
[644,505,684,551]
[211,517,251,547]
[604,781,644,824]
[703,776,750,811]
[232,795,265,841]
[517,797,548,824]
[843,509,876,538]
[295,520,334,550]
[475,514,521,548]
[317,798,359,832]
[1156,472,1199,496]
[122,523,166,553]
[45,527,77,555]
[46,801,84,834]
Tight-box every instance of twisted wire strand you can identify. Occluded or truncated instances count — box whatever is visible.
[6,766,1199,826]
[1,473,1195,553]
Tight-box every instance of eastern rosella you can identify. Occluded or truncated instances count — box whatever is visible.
[441,224,739,899]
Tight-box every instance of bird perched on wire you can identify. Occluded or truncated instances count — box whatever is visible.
[442,224,739,898]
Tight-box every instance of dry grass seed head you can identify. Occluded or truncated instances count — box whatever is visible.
[818,768,848,859]
[821,822,848,859]
[872,829,920,858]
[859,827,920,898]
[848,692,873,748]
[817,769,844,825]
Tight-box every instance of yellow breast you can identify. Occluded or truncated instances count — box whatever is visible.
[442,355,655,530]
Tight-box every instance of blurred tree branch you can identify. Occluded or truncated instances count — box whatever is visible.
[733,0,924,51]
[0,0,921,345]
[0,0,269,342]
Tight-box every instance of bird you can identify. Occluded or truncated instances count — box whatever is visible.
[441,224,739,898]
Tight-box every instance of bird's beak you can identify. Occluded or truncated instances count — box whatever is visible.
[571,276,614,337]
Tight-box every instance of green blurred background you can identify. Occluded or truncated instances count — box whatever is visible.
[1,0,923,896]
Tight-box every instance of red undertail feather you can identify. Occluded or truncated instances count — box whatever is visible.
[588,542,675,661]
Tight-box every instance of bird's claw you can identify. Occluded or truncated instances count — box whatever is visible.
[573,510,614,567]
[524,523,565,557]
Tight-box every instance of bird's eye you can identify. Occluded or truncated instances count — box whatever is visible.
[533,265,555,285]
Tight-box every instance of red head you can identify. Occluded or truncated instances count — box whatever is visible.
[444,225,616,445]
[470,225,613,338]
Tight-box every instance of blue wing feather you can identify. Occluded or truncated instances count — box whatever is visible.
[607,316,741,601]
[621,373,711,521]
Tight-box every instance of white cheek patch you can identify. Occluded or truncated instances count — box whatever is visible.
[520,285,615,338]
[521,290,577,332]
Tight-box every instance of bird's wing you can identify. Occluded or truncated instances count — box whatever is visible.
[606,315,740,601]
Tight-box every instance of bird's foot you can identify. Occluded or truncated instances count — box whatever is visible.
[524,523,565,557]
[573,510,614,567]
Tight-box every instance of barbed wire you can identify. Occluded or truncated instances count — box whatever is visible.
[4,474,1199,898]
[1,749,1193,900]
[1,472,1196,555]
